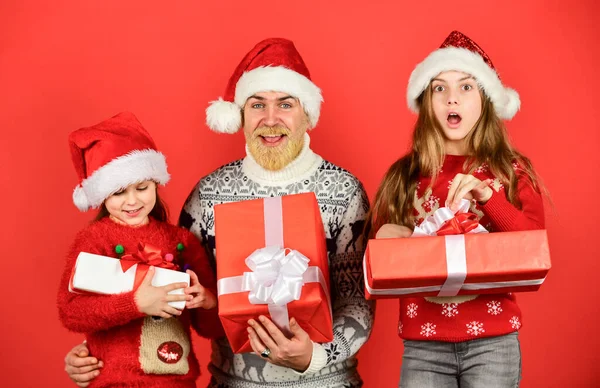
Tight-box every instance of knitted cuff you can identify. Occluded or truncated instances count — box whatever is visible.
[480,189,517,231]
[294,342,328,376]
[112,292,145,321]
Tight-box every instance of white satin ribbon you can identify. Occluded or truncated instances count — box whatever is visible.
[415,199,487,296]
[412,199,488,237]
[243,246,309,306]
[365,199,493,297]
[438,235,467,296]
[363,252,546,296]
[217,196,331,335]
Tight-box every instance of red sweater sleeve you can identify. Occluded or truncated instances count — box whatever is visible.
[180,229,226,339]
[480,170,545,232]
[57,229,145,333]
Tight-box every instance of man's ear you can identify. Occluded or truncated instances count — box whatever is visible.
[304,112,313,130]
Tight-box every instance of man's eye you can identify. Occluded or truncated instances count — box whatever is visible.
[252,103,264,109]
[280,103,292,109]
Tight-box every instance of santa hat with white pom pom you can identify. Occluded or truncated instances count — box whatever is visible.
[69,112,170,211]
[206,38,323,134]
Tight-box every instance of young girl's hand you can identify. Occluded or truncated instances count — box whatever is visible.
[184,270,217,310]
[134,266,190,318]
[375,224,413,239]
[447,174,493,211]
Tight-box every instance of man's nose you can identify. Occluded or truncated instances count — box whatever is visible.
[262,105,279,127]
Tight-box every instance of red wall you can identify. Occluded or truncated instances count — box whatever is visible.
[1,1,598,386]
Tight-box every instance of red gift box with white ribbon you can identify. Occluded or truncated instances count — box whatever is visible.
[215,193,333,353]
[364,200,551,299]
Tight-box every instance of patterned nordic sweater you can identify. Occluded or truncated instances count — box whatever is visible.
[399,155,545,342]
[57,217,223,388]
[179,134,375,388]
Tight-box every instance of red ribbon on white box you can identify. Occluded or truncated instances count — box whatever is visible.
[217,196,331,336]
[365,199,545,297]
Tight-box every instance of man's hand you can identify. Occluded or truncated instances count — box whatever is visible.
[247,316,313,372]
[64,342,103,387]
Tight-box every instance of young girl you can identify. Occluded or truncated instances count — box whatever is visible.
[367,31,545,387]
[57,112,221,388]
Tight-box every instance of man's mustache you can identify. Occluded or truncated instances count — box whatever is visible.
[252,125,291,138]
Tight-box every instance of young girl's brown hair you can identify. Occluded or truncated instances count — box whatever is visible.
[365,84,542,238]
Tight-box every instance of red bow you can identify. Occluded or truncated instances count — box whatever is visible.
[436,212,481,236]
[120,242,176,272]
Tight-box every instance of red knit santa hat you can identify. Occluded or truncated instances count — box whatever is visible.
[69,112,170,211]
[407,31,520,120]
[206,38,323,134]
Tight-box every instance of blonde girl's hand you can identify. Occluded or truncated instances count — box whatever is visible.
[184,270,217,310]
[447,173,493,211]
[375,224,413,239]
[134,266,190,318]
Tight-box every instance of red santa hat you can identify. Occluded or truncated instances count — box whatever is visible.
[206,38,323,134]
[407,31,520,120]
[69,112,170,211]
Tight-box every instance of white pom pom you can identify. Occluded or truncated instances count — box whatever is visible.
[499,88,521,120]
[206,98,242,134]
[72,185,90,211]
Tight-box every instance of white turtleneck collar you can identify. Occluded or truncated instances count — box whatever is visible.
[242,133,323,187]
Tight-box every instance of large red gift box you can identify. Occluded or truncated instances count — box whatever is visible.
[214,192,333,353]
[364,229,551,299]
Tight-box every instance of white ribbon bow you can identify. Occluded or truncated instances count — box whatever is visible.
[413,199,486,296]
[216,196,332,336]
[413,199,488,237]
[241,246,310,306]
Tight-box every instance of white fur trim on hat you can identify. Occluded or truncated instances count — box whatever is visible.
[72,149,170,211]
[235,66,322,128]
[206,97,243,134]
[206,66,323,133]
[73,185,90,212]
[407,47,520,120]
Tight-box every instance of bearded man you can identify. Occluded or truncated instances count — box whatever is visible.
[64,38,374,388]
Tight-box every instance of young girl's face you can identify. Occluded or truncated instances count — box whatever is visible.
[431,71,482,155]
[104,180,156,226]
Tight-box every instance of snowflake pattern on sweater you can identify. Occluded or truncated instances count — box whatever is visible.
[179,143,373,388]
[399,155,545,343]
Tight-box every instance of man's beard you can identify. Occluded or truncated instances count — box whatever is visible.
[246,125,305,171]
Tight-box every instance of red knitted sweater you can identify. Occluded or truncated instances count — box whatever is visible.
[57,217,224,388]
[399,155,545,342]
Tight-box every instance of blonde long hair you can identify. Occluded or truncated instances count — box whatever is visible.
[365,84,541,237]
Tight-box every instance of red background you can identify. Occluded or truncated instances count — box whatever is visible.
[1,1,598,387]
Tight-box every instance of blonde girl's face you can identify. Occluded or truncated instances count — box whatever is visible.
[104,180,156,226]
[430,71,482,155]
